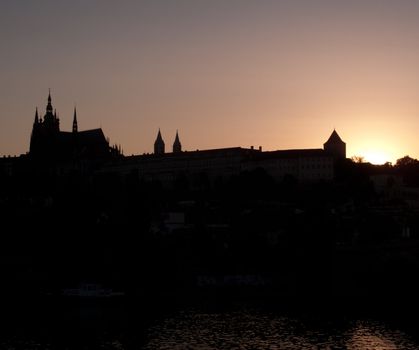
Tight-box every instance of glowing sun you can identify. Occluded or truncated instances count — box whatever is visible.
[362,150,391,165]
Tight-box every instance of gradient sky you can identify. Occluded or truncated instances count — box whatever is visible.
[1,0,419,163]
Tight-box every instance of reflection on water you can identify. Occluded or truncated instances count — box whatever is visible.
[1,303,418,349]
[143,309,418,350]
[347,321,413,350]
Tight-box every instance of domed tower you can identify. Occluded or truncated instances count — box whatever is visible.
[173,130,182,153]
[324,129,346,159]
[154,129,165,155]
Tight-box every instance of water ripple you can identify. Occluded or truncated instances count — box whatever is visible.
[142,309,418,350]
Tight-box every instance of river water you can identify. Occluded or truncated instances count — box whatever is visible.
[142,308,418,350]
[2,302,419,349]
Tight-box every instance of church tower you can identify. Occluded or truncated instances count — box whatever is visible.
[173,130,182,153]
[154,129,165,155]
[324,129,346,159]
[43,90,60,132]
[29,91,112,161]
[29,92,60,157]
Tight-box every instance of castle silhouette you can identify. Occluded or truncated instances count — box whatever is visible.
[26,92,345,182]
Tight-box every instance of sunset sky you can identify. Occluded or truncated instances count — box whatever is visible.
[1,0,419,164]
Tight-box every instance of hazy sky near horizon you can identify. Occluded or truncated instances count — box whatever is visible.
[1,0,419,163]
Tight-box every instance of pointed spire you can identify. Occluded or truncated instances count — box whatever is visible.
[34,107,39,124]
[325,129,343,144]
[173,129,182,153]
[154,128,165,155]
[72,106,78,133]
[46,89,53,114]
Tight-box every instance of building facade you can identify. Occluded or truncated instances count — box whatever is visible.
[104,130,345,184]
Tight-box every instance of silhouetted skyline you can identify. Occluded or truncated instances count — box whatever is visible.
[1,1,419,164]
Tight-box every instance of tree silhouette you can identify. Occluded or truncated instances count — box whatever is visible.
[351,155,365,163]
[395,155,419,186]
[395,155,419,167]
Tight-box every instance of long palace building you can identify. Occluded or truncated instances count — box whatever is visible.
[105,108,345,184]
[106,128,344,183]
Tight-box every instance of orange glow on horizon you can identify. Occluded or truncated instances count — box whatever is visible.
[348,129,408,165]
[349,144,400,165]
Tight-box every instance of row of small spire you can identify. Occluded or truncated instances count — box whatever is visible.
[154,128,182,154]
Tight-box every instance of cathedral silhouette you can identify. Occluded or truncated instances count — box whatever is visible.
[29,91,119,161]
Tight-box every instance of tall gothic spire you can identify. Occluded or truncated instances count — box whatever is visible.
[34,107,39,124]
[43,89,59,131]
[72,106,78,133]
[46,89,53,114]
[173,130,182,153]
